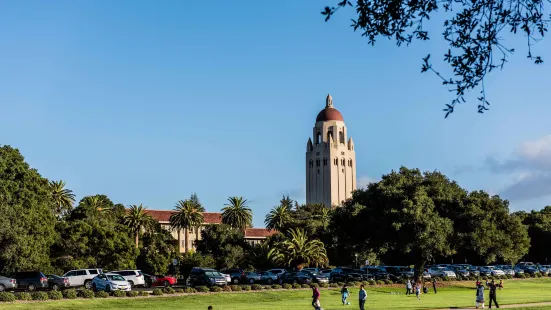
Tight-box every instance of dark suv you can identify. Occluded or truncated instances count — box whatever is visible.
[14,271,49,291]
[189,267,227,287]
[330,267,364,283]
[360,267,391,281]
[221,268,246,284]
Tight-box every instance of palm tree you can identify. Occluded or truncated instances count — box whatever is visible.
[267,228,328,270]
[264,205,292,231]
[49,180,75,216]
[169,200,204,253]
[316,207,332,229]
[124,204,155,248]
[221,196,253,231]
[81,196,111,214]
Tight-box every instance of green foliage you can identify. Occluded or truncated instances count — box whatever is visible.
[48,290,63,300]
[136,222,178,275]
[241,285,252,291]
[63,289,78,299]
[163,287,176,294]
[251,284,263,290]
[292,283,301,289]
[152,288,164,295]
[319,283,328,288]
[330,283,339,287]
[514,207,551,263]
[124,204,155,248]
[113,290,127,297]
[0,292,16,302]
[138,291,150,297]
[195,286,209,293]
[195,224,247,270]
[384,280,393,285]
[300,284,310,288]
[209,286,222,292]
[95,291,109,298]
[265,203,292,231]
[368,280,376,285]
[16,292,32,301]
[49,180,75,217]
[179,251,215,282]
[31,292,49,301]
[229,285,242,291]
[79,289,95,299]
[271,284,282,289]
[222,196,253,230]
[222,285,232,292]
[174,288,184,294]
[184,287,197,293]
[0,146,58,274]
[170,199,205,252]
[376,280,385,285]
[268,228,328,269]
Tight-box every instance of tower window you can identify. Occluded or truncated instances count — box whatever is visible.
[341,158,345,166]
[316,159,320,167]
[309,160,313,168]
[316,132,321,144]
[334,158,338,166]
[323,158,327,166]
[339,131,344,144]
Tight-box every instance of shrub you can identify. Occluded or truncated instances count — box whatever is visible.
[251,284,263,290]
[536,272,543,278]
[210,286,222,292]
[337,282,344,286]
[31,292,49,301]
[229,285,241,292]
[49,290,63,300]
[195,286,209,293]
[282,283,292,289]
[329,283,339,288]
[152,288,164,296]
[113,290,127,297]
[79,289,95,299]
[139,291,150,297]
[222,286,232,292]
[300,284,309,289]
[442,276,450,282]
[127,291,139,297]
[95,291,109,298]
[63,289,78,299]
[16,292,32,301]
[175,288,185,293]
[384,279,393,285]
[368,280,376,286]
[348,282,356,287]
[292,283,301,289]
[376,280,385,285]
[0,292,16,302]
[272,284,282,289]
[163,287,175,294]
[319,283,328,288]
[241,285,252,291]
[311,283,320,288]
[506,275,513,279]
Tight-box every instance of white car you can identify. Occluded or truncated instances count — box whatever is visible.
[428,267,456,278]
[63,268,103,290]
[484,266,505,276]
[91,273,131,292]
[222,273,231,283]
[110,270,145,288]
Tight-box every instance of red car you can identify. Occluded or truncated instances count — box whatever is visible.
[153,275,177,287]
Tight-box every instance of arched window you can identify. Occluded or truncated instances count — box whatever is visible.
[327,131,333,143]
[341,158,345,166]
[309,160,313,168]
[316,159,320,167]
[323,158,327,166]
[339,131,344,144]
[334,158,338,165]
[316,132,321,144]
[350,159,353,167]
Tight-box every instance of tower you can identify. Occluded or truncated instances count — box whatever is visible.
[306,94,356,207]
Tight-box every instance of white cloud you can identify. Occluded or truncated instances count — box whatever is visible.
[357,175,378,189]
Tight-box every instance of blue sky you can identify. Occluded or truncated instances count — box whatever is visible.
[1,1,550,227]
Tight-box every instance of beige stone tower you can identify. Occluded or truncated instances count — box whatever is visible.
[306,94,356,207]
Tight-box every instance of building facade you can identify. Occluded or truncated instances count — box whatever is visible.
[145,210,275,253]
[306,94,356,207]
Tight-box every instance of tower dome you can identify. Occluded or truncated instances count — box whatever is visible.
[316,94,344,122]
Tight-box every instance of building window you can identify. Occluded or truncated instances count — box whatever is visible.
[323,158,327,166]
[316,132,321,144]
[309,160,313,168]
[316,159,320,167]
[334,158,338,165]
[341,158,345,166]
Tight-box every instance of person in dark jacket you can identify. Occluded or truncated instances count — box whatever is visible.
[358,285,367,310]
[489,280,499,308]
[432,278,437,293]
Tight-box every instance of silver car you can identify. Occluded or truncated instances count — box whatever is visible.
[0,276,17,292]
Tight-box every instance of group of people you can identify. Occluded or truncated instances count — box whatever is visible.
[476,280,501,309]
[405,278,438,300]
[311,284,367,310]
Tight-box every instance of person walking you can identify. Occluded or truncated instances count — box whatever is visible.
[358,284,367,310]
[432,278,437,293]
[311,285,321,310]
[341,284,350,305]
[406,280,412,295]
[415,283,421,300]
[476,282,485,309]
[488,280,499,309]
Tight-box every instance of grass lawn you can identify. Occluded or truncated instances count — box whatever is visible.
[2,278,551,310]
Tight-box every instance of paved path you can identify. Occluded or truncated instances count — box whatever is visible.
[436,301,551,309]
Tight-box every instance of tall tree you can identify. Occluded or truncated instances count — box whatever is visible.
[124,204,155,248]
[514,206,551,264]
[49,180,75,217]
[136,222,178,275]
[195,224,249,270]
[170,200,204,253]
[189,193,205,212]
[265,204,292,231]
[268,228,328,269]
[221,196,253,231]
[322,1,548,116]
[0,146,57,274]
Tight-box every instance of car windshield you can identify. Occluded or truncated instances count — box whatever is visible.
[205,271,222,277]
[107,275,126,281]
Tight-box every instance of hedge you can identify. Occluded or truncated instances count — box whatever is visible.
[113,290,127,297]
[152,288,164,295]
[95,291,109,298]
[63,289,78,299]
[251,284,263,290]
[48,290,63,300]
[0,292,16,302]
[79,289,95,299]
[31,292,49,301]
[16,292,31,301]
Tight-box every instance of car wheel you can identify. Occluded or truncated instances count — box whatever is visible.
[27,283,37,292]
[84,280,92,290]
[128,281,134,288]
[52,284,60,291]
[163,280,170,288]
[267,278,273,284]
[92,283,97,292]
[0,284,5,292]
[249,279,255,284]
[106,285,111,293]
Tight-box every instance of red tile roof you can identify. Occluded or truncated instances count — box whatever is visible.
[145,210,221,224]
[245,228,278,238]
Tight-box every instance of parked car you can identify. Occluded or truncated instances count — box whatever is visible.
[45,274,70,291]
[0,276,17,292]
[244,272,262,284]
[143,274,157,288]
[189,268,227,287]
[449,266,470,277]
[63,268,103,290]
[258,271,279,284]
[280,272,312,285]
[360,267,390,281]
[301,270,330,283]
[221,273,231,284]
[495,265,515,276]
[266,269,287,277]
[91,273,131,292]
[427,267,456,278]
[221,268,247,284]
[110,270,145,288]
[513,267,525,277]
[302,268,322,274]
[330,267,364,283]
[516,262,535,268]
[483,266,506,276]
[152,275,177,287]
[14,271,49,291]
[536,265,550,275]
